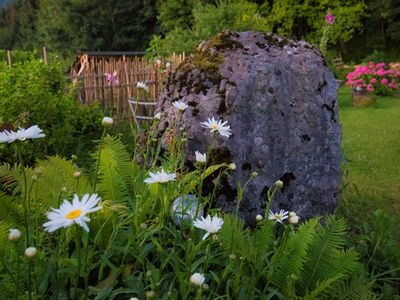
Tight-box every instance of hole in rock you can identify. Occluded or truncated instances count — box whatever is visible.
[188,101,197,107]
[279,172,296,192]
[242,163,252,171]
[301,134,310,142]
[192,108,200,116]
[268,87,274,94]
[260,185,270,201]
[217,100,226,114]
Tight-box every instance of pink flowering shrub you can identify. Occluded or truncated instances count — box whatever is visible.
[346,61,400,95]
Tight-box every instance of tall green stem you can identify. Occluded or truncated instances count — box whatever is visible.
[93,127,107,193]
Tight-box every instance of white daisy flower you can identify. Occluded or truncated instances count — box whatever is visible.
[195,151,207,163]
[0,125,45,143]
[193,214,224,240]
[201,117,232,137]
[268,209,289,223]
[172,101,188,111]
[190,273,205,286]
[137,81,149,92]
[43,194,102,233]
[144,168,176,184]
[154,112,162,120]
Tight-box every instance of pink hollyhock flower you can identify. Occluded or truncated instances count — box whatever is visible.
[376,69,386,76]
[381,78,389,85]
[105,71,118,85]
[370,78,377,83]
[325,12,334,25]
[367,84,374,92]
[388,82,398,89]
[376,62,385,69]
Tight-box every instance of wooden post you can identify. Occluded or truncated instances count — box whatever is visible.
[7,50,12,68]
[42,47,48,64]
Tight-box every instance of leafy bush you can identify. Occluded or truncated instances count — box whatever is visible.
[0,57,104,166]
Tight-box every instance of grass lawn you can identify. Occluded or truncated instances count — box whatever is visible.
[338,86,400,219]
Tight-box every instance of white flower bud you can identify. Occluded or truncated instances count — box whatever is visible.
[31,175,38,181]
[275,180,284,188]
[202,283,209,290]
[140,223,148,229]
[289,211,297,217]
[25,247,37,259]
[154,112,162,120]
[145,291,156,298]
[229,253,236,260]
[73,171,81,178]
[289,215,300,225]
[251,171,258,177]
[102,117,113,127]
[229,163,236,170]
[130,298,139,300]
[60,187,67,193]
[8,228,21,241]
[190,273,205,286]
[195,151,207,163]
[256,214,263,221]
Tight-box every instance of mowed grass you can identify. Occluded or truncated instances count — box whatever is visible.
[338,86,400,218]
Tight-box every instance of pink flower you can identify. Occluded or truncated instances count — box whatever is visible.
[370,78,377,83]
[105,71,118,85]
[376,69,385,77]
[381,78,389,85]
[367,84,374,92]
[388,82,398,89]
[325,12,334,25]
[376,62,385,69]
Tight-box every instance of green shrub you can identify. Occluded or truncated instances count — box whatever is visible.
[0,56,104,166]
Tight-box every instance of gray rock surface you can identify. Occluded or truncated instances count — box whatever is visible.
[157,31,341,223]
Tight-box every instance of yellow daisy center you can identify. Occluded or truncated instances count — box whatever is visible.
[211,124,219,131]
[274,213,282,220]
[66,209,82,220]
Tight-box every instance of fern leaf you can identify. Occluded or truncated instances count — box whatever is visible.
[299,216,360,293]
[270,218,319,296]
[0,219,11,257]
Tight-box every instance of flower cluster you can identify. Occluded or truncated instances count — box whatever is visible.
[346,62,400,95]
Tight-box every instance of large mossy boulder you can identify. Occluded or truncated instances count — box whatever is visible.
[157,31,341,223]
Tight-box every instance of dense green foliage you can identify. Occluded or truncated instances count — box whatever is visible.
[0,122,377,299]
[1,0,399,62]
[0,57,104,165]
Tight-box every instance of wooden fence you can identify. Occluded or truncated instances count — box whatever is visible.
[3,48,186,119]
[69,52,186,119]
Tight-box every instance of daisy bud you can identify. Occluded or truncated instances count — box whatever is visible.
[256,214,263,221]
[179,127,184,131]
[212,234,219,241]
[275,180,284,188]
[190,273,205,286]
[202,283,209,290]
[146,270,152,277]
[140,223,148,229]
[181,138,187,142]
[71,154,78,161]
[251,171,258,177]
[229,163,236,170]
[289,211,297,217]
[102,117,113,127]
[154,112,162,120]
[9,229,21,241]
[166,62,171,68]
[60,187,67,193]
[289,215,300,225]
[25,247,37,259]
[145,291,156,298]
[73,171,81,178]
[130,298,139,300]
[31,175,38,181]
[34,167,42,175]
[229,253,236,260]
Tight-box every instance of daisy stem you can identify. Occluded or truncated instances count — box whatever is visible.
[93,127,107,193]
[74,234,82,300]
[203,241,212,273]
[14,245,20,300]
[16,143,30,247]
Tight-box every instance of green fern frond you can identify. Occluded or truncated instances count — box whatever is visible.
[251,220,275,262]
[0,192,24,225]
[329,276,378,300]
[0,163,20,195]
[35,155,92,208]
[299,216,360,293]
[302,273,345,300]
[92,136,133,206]
[219,214,250,257]
[0,219,11,257]
[270,218,319,296]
